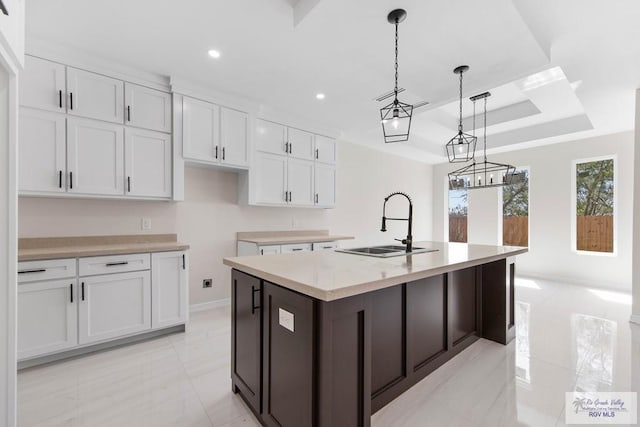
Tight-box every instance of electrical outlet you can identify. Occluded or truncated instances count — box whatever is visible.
[203,279,213,288]
[141,218,152,231]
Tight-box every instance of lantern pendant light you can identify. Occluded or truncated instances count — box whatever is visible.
[445,65,477,162]
[448,92,521,190]
[380,9,413,143]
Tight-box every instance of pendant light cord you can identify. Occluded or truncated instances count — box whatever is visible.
[394,19,399,102]
[483,96,488,162]
[458,71,463,132]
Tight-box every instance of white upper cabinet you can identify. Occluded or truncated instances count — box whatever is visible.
[287,128,315,161]
[67,118,124,196]
[19,109,66,193]
[124,83,172,133]
[315,163,336,207]
[256,119,286,155]
[66,67,124,124]
[182,96,220,162]
[20,56,66,113]
[125,128,172,198]
[288,158,315,206]
[315,135,337,165]
[220,107,248,167]
[255,152,287,204]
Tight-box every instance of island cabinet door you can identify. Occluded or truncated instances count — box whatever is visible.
[448,266,481,349]
[231,270,262,415]
[262,281,314,427]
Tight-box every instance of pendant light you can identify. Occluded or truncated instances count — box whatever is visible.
[445,65,477,162]
[380,9,413,143]
[448,92,522,190]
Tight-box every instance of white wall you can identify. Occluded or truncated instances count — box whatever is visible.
[633,90,640,319]
[19,140,433,305]
[434,131,634,291]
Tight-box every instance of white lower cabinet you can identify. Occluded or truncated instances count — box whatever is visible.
[17,250,188,362]
[79,270,151,345]
[151,251,188,329]
[18,279,78,360]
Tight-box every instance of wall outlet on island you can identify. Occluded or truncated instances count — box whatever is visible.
[203,279,213,288]
[140,218,152,231]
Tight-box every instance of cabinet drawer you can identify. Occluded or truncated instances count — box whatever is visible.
[18,258,77,283]
[79,253,150,276]
[312,241,338,251]
[281,243,312,253]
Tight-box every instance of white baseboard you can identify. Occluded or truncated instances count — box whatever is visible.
[630,315,640,325]
[517,272,631,293]
[190,298,231,313]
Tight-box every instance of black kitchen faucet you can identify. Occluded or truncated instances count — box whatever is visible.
[380,192,413,252]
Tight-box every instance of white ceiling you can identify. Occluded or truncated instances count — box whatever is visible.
[25,0,640,164]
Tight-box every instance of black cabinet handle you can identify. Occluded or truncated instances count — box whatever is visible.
[289,143,292,154]
[127,176,131,192]
[292,248,303,252]
[81,282,85,301]
[284,142,288,154]
[260,249,264,255]
[222,147,225,161]
[106,261,128,267]
[127,105,131,122]
[251,286,261,314]
[70,92,73,110]
[288,191,292,202]
[18,269,46,274]
[182,254,186,270]
[59,90,63,109]
[69,171,73,189]
[315,148,319,159]
[70,283,73,303]
[315,193,318,204]
[59,170,63,189]
[215,146,218,159]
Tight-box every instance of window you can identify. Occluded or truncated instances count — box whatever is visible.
[448,180,468,242]
[574,158,615,253]
[503,168,529,246]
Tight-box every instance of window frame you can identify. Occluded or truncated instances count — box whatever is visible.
[501,165,530,247]
[571,155,617,257]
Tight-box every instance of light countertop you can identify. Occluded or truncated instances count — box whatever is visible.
[223,241,527,301]
[236,230,354,245]
[18,234,190,261]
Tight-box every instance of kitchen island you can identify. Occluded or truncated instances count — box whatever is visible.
[223,241,527,427]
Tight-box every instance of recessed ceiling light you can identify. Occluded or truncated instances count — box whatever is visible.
[316,93,325,100]
[208,49,221,59]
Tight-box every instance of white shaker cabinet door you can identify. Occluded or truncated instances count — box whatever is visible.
[288,158,315,206]
[220,107,248,167]
[125,128,172,198]
[314,163,336,207]
[67,67,124,124]
[20,56,67,113]
[255,119,286,155]
[314,135,337,165]
[67,118,124,196]
[124,83,172,133]
[287,127,315,161]
[78,271,151,345]
[255,152,287,204]
[151,251,188,329]
[182,96,220,162]
[18,108,67,193]
[18,279,77,360]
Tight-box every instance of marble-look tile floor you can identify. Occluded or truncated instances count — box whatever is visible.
[18,277,640,426]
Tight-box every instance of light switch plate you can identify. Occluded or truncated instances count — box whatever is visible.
[278,308,295,332]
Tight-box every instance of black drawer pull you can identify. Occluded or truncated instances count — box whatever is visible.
[106,261,129,267]
[18,269,46,274]
[251,286,261,314]
[292,248,303,252]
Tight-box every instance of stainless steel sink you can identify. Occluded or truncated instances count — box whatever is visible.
[335,245,439,258]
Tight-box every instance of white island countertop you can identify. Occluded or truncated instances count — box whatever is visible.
[223,241,527,301]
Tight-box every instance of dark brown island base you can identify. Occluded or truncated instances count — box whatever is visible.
[223,242,527,427]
